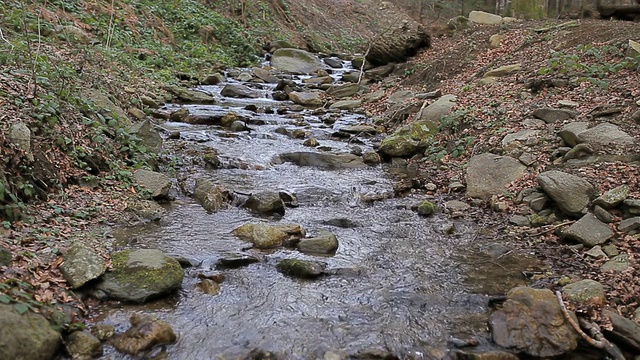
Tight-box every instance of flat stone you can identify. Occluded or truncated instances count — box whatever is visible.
[133,169,171,199]
[484,64,521,77]
[215,253,261,269]
[562,279,605,306]
[466,153,526,200]
[623,199,640,215]
[601,254,630,272]
[604,310,640,352]
[510,215,530,226]
[502,130,539,147]
[585,245,606,259]
[61,242,107,289]
[563,213,613,247]
[469,10,503,24]
[576,122,634,146]
[594,185,630,210]
[533,108,577,124]
[593,205,614,223]
[618,217,640,233]
[558,100,579,108]
[329,99,362,110]
[417,94,457,122]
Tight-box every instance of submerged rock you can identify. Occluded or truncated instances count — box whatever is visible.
[94,249,184,303]
[489,287,579,357]
[0,304,61,360]
[297,231,339,254]
[276,259,327,278]
[274,152,366,169]
[110,313,176,356]
[243,191,286,216]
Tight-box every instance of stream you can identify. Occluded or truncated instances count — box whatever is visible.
[93,59,539,359]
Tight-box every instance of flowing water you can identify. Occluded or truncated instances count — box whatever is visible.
[93,61,539,359]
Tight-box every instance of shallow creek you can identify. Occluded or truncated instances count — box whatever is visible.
[94,62,539,359]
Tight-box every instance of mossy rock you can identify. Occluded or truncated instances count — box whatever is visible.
[417,201,436,216]
[94,249,184,303]
[276,259,327,278]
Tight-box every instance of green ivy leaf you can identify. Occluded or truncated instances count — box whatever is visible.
[0,294,11,304]
[14,303,30,315]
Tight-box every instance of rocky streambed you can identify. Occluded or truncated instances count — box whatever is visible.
[49,48,597,360]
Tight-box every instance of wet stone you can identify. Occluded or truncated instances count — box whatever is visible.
[66,330,102,360]
[276,259,327,279]
[297,231,339,255]
[216,253,261,269]
[110,314,177,356]
[196,279,220,295]
[91,323,115,341]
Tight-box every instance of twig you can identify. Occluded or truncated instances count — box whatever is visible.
[525,221,575,237]
[106,0,116,49]
[357,21,396,84]
[555,291,624,360]
[0,27,14,50]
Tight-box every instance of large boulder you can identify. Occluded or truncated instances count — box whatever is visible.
[0,304,61,360]
[110,314,176,356]
[466,153,527,200]
[537,171,594,218]
[133,169,171,199]
[416,95,456,122]
[366,18,430,66]
[489,287,580,357]
[60,242,107,289]
[270,48,322,74]
[94,249,184,303]
[468,10,503,24]
[326,84,361,99]
[378,121,438,158]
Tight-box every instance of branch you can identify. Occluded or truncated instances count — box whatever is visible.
[525,221,574,237]
[555,291,624,360]
[357,21,397,84]
[0,27,14,50]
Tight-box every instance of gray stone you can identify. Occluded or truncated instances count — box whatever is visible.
[91,323,115,341]
[593,205,614,223]
[562,143,594,161]
[95,249,184,303]
[618,217,640,233]
[558,121,589,147]
[563,213,613,247]
[326,83,360,98]
[341,71,361,83]
[417,94,456,123]
[340,125,377,135]
[362,151,382,165]
[363,90,385,103]
[469,10,503,24]
[220,83,260,98]
[378,121,438,158]
[297,231,339,254]
[489,287,579,357]
[66,331,102,360]
[271,48,322,74]
[510,215,531,227]
[445,200,470,212]
[276,259,327,278]
[594,185,629,209]
[604,310,640,352]
[274,152,365,169]
[110,314,176,355]
[140,95,159,108]
[252,67,278,83]
[537,170,594,217]
[523,191,548,212]
[624,199,640,215]
[576,123,634,147]
[602,244,619,257]
[447,16,474,30]
[216,253,261,269]
[518,152,537,166]
[585,245,606,259]
[243,191,286,216]
[483,64,521,77]
[162,85,215,104]
[236,72,253,82]
[466,153,527,200]
[502,130,539,147]
[632,109,640,124]
[558,100,579,108]
[61,242,107,289]
[288,91,323,107]
[562,279,606,305]
[601,254,630,272]
[202,73,225,85]
[386,90,414,105]
[9,123,34,161]
[133,169,171,199]
[323,58,343,68]
[128,120,163,153]
[329,99,362,110]
[533,108,577,124]
[489,34,506,48]
[0,304,61,360]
